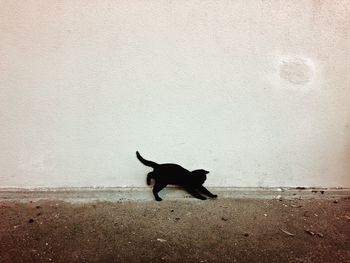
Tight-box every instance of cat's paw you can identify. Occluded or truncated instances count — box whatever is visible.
[155,197,163,201]
[211,194,218,198]
[200,197,207,200]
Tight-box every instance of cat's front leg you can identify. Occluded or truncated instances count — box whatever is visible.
[198,185,218,198]
[184,186,207,200]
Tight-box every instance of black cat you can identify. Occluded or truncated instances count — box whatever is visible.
[136,151,218,201]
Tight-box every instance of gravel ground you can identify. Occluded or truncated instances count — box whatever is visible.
[0,197,349,263]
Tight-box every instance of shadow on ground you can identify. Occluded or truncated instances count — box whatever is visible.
[0,198,349,262]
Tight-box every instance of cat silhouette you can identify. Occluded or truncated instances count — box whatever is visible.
[136,151,217,201]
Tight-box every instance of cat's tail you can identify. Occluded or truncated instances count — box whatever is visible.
[136,151,159,168]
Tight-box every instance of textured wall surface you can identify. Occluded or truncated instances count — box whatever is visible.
[1,0,349,188]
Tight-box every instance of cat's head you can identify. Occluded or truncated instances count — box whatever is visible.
[191,169,209,184]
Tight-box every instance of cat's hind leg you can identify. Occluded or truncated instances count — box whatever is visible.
[152,181,167,201]
[146,171,154,185]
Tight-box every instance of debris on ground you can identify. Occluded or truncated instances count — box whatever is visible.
[0,198,349,262]
[275,195,283,200]
[304,230,324,237]
[304,230,315,236]
[333,200,339,204]
[280,229,295,237]
[221,217,228,221]
[28,219,34,223]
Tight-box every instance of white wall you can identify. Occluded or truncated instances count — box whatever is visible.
[1,0,349,188]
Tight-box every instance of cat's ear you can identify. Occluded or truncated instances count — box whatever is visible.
[204,170,210,174]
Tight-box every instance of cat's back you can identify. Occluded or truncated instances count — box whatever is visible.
[158,163,188,173]
[153,163,190,185]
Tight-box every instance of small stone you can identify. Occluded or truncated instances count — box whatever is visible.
[28,219,34,223]
[244,233,249,237]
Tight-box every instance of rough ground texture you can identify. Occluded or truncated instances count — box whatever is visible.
[0,198,349,263]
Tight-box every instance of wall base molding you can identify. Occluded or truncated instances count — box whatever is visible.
[0,187,349,203]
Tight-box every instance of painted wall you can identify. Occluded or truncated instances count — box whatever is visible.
[1,0,349,188]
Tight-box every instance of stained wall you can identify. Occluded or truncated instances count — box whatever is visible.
[1,0,349,187]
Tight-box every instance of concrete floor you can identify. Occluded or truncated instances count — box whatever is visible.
[0,193,349,262]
